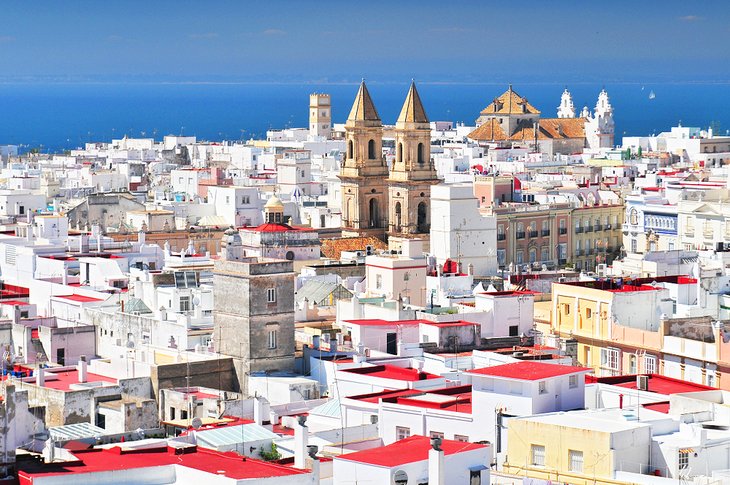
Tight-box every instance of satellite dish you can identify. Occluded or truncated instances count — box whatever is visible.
[393,470,409,485]
[192,296,201,306]
[191,417,203,429]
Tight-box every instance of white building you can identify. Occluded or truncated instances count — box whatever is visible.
[333,435,491,485]
[430,184,497,276]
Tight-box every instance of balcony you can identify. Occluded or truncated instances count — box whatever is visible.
[586,248,594,255]
[684,229,695,237]
[593,225,602,232]
[584,226,593,233]
[558,258,567,265]
[529,231,539,238]
[541,229,550,236]
[575,227,583,234]
[516,231,525,239]
[497,233,506,241]
[605,224,612,230]
[574,249,583,256]
[559,228,567,235]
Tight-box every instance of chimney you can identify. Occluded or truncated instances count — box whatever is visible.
[138,230,146,244]
[253,396,270,426]
[354,342,366,364]
[294,416,308,469]
[77,355,88,383]
[312,335,320,350]
[428,437,445,485]
[36,366,45,387]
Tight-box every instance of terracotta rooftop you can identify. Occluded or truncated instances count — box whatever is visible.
[467,118,509,141]
[479,86,540,115]
[321,236,387,260]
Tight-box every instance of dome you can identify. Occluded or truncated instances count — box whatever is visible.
[264,196,284,210]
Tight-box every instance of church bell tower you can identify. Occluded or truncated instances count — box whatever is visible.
[339,81,389,238]
[388,82,440,237]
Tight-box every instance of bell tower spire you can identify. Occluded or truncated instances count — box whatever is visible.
[339,81,389,238]
[388,81,440,237]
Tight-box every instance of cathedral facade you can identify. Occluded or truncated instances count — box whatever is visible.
[339,81,440,240]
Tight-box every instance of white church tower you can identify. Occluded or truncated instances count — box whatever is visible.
[557,88,575,118]
[584,89,615,151]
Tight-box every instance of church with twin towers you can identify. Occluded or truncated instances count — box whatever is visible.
[339,81,440,240]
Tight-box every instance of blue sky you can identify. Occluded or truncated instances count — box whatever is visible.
[0,0,728,82]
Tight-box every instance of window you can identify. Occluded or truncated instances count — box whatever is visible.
[266,288,276,303]
[569,450,584,473]
[569,375,578,388]
[242,195,250,204]
[429,431,444,440]
[601,347,621,373]
[644,354,657,374]
[375,274,383,290]
[585,307,592,319]
[396,426,410,440]
[678,450,689,470]
[268,330,277,349]
[179,296,191,312]
[564,303,570,315]
[629,354,637,374]
[531,445,546,466]
[538,381,547,394]
[454,434,469,442]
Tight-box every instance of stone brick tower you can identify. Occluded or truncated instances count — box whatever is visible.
[388,82,439,237]
[213,231,295,393]
[339,81,389,238]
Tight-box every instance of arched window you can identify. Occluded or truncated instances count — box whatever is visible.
[417,202,428,232]
[368,139,376,159]
[397,143,403,163]
[369,198,380,228]
[417,143,425,164]
[394,202,402,232]
[348,140,353,159]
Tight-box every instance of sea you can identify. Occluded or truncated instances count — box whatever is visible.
[0,82,729,152]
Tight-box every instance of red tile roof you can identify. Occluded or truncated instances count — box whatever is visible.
[341,365,441,382]
[17,445,308,482]
[336,435,487,467]
[40,369,117,391]
[585,374,715,394]
[467,361,591,381]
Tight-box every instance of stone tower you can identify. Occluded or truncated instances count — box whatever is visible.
[213,232,295,393]
[388,82,439,237]
[309,93,331,139]
[339,81,389,238]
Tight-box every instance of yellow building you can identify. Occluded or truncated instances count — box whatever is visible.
[504,409,652,485]
[551,280,671,376]
[570,202,624,272]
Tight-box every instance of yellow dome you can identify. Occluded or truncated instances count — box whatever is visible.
[264,196,284,210]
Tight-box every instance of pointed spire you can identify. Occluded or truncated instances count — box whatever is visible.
[347,81,380,122]
[397,81,429,124]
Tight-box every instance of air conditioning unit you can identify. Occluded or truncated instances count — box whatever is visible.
[365,245,374,255]
[637,374,649,391]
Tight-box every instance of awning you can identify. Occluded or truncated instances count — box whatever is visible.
[679,448,694,454]
[469,464,489,472]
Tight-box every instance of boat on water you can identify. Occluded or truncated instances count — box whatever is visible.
[648,90,656,100]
